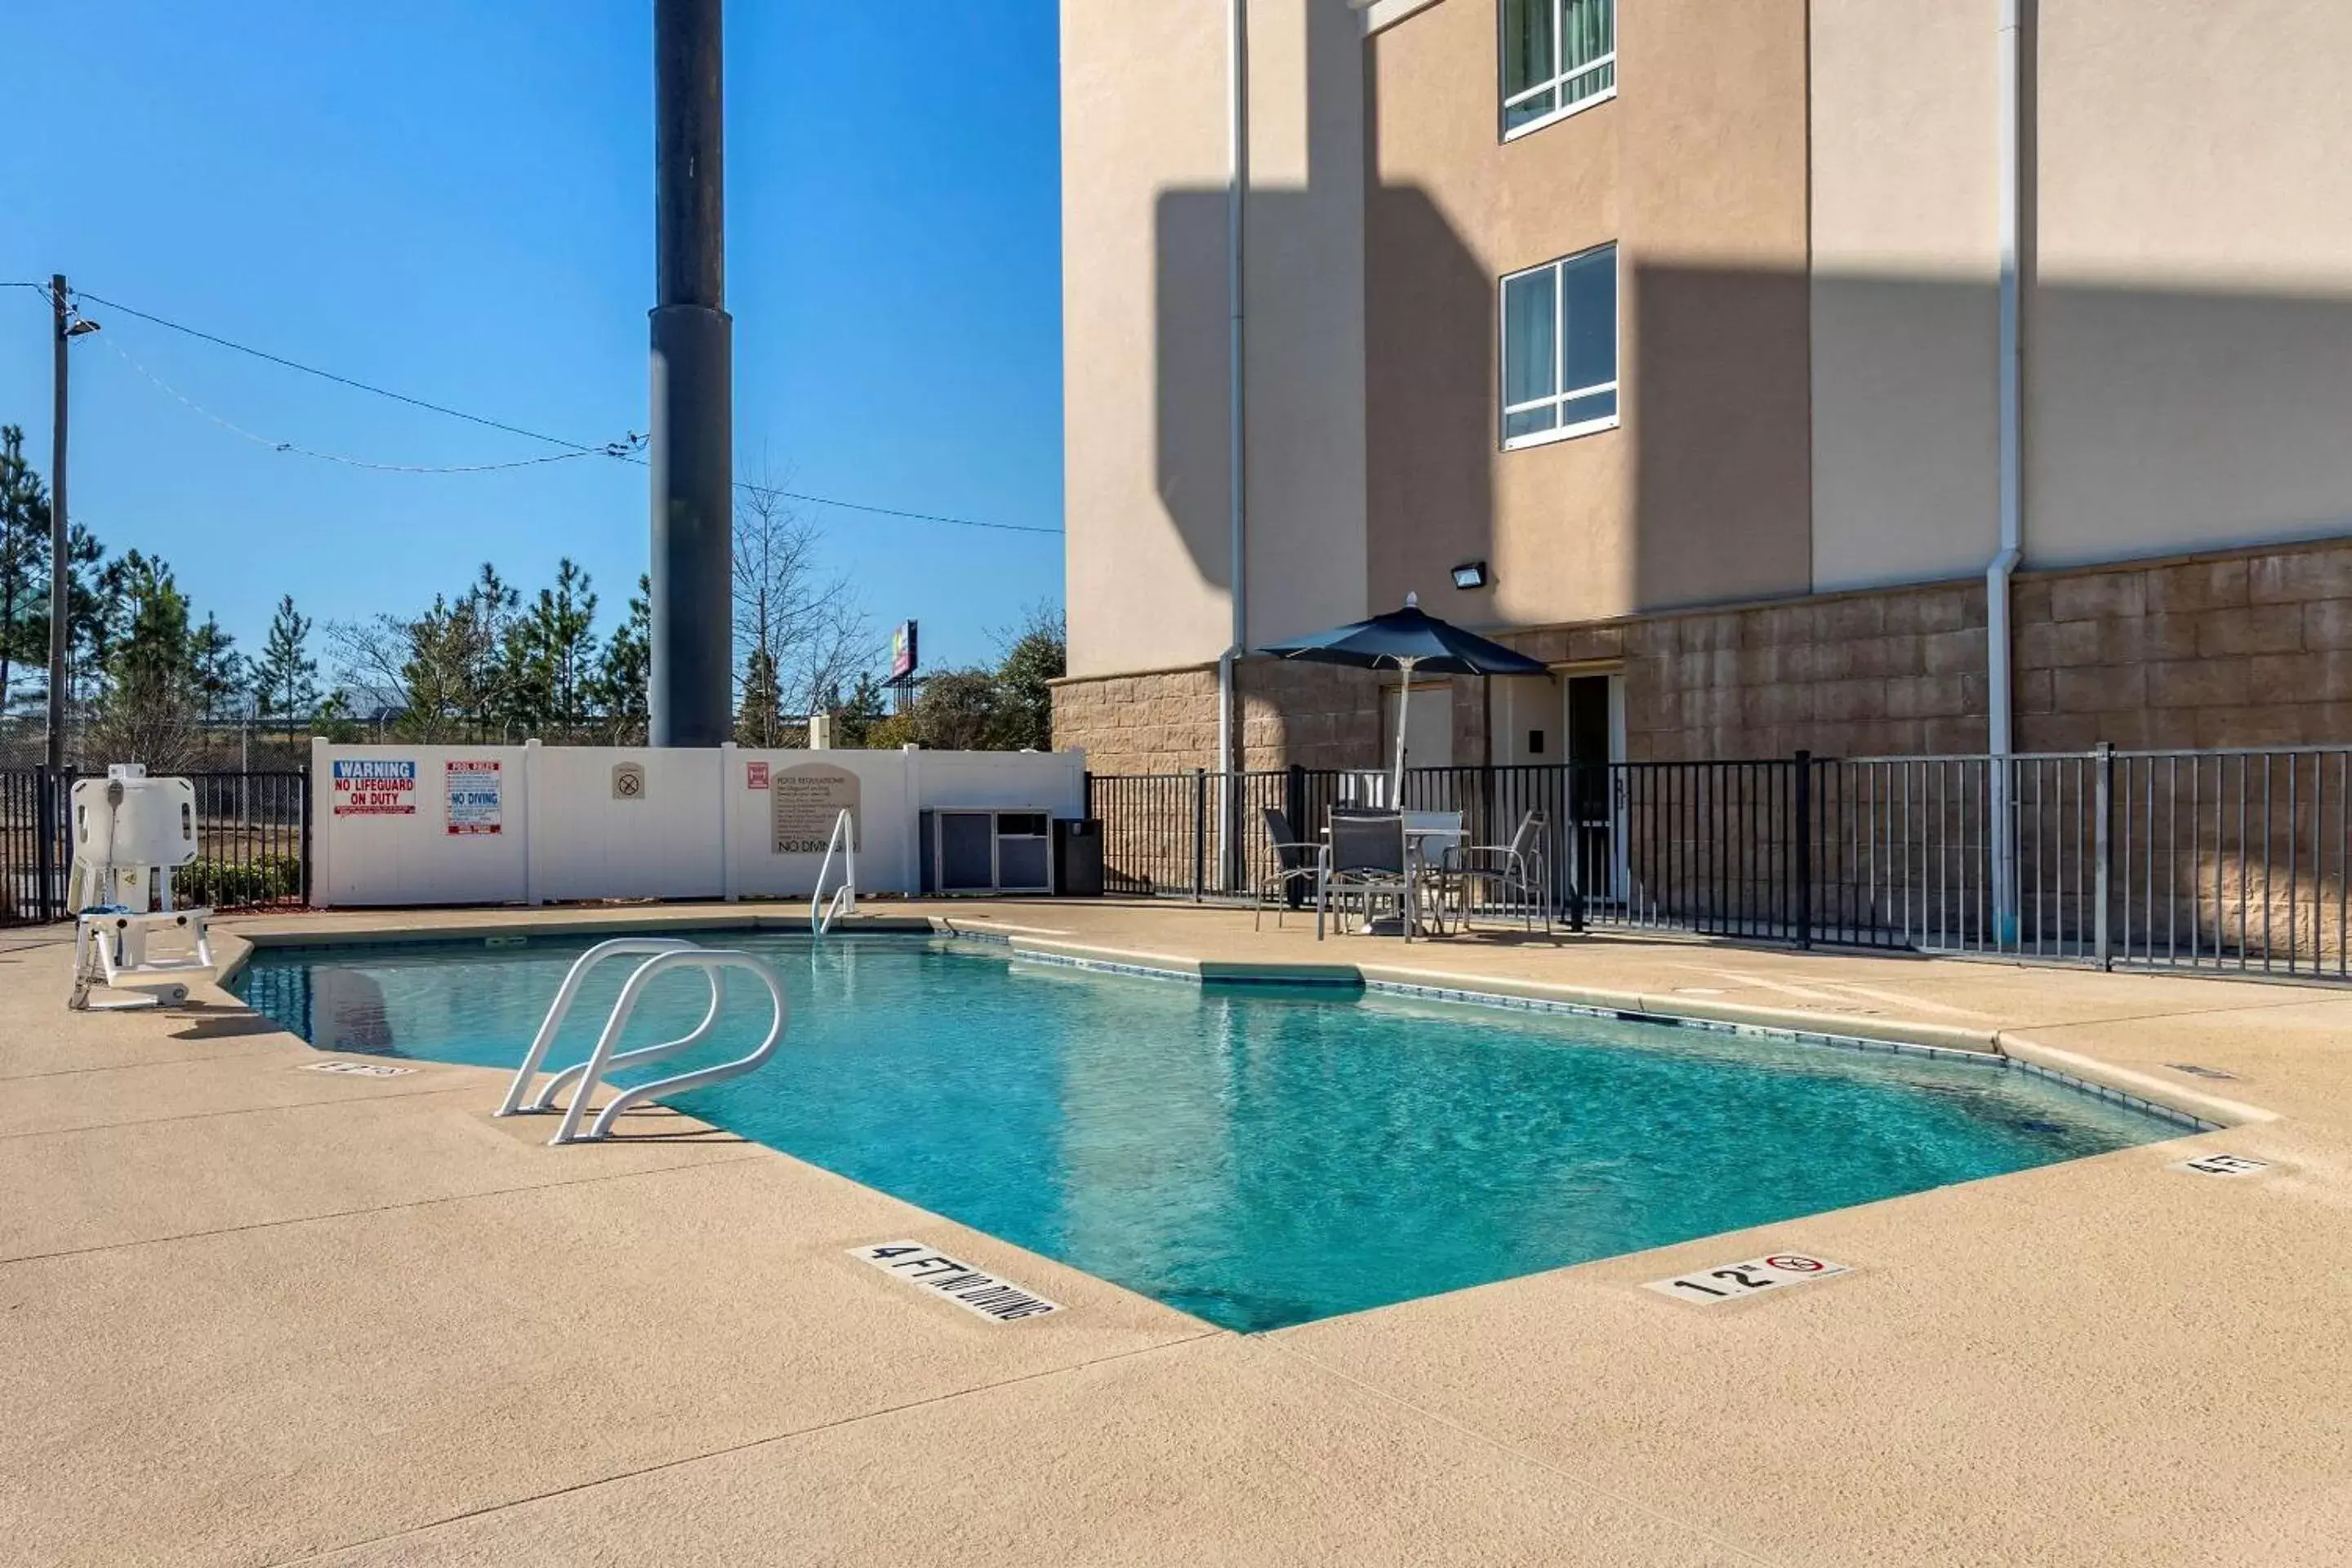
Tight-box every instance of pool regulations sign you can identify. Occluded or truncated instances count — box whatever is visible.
[444,759,504,835]
[849,1241,1061,1322]
[331,759,416,817]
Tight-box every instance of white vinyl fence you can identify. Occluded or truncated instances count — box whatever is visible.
[308,740,1085,908]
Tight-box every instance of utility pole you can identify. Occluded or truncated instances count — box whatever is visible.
[648,0,734,746]
[45,275,69,776]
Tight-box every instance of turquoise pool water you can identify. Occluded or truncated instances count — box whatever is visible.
[238,933,2178,1331]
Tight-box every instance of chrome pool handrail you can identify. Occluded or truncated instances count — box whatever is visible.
[494,937,703,1118]
[811,808,858,936]
[548,947,790,1144]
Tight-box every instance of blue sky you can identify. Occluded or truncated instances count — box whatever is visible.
[0,0,1064,683]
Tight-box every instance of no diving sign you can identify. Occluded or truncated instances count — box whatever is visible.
[1646,1252,1852,1307]
[850,1241,1062,1322]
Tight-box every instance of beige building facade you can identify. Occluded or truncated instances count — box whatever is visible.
[1055,0,2352,777]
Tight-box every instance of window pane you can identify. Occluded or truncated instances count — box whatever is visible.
[1503,84,1557,132]
[1563,59,1615,106]
[1563,0,1612,71]
[1559,246,1616,393]
[1506,404,1560,442]
[1501,0,1553,99]
[1558,388,1618,430]
[1502,269,1558,408]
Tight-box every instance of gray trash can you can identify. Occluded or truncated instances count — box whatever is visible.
[1051,818,1104,897]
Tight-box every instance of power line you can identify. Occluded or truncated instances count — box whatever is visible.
[99,330,642,474]
[63,285,1065,536]
[75,289,605,455]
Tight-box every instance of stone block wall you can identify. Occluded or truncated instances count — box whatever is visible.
[1050,658,1387,776]
[1564,581,1991,762]
[1052,538,2352,776]
[2012,542,2352,751]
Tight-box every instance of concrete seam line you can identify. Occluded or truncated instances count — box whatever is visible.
[0,1151,774,1269]
[0,1042,291,1083]
[1258,1339,1788,1568]
[2002,995,2337,1033]
[0,1080,476,1142]
[256,1330,1229,1568]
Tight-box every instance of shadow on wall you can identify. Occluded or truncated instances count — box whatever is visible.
[1149,8,1498,769]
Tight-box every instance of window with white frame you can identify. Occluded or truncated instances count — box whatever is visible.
[1500,244,1618,448]
[1501,0,1615,139]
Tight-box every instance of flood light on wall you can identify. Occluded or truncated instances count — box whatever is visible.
[1450,560,1489,590]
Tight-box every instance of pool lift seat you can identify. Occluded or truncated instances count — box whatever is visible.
[69,765,219,1012]
[494,936,790,1144]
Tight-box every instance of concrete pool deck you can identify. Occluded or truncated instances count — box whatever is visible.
[7,900,2349,1565]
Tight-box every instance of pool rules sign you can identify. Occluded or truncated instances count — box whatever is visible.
[444,760,503,835]
[772,763,859,854]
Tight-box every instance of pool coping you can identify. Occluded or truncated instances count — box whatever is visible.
[216,911,2268,1135]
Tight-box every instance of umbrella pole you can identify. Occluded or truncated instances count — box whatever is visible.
[1391,656,1418,804]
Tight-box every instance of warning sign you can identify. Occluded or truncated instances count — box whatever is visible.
[746,761,770,790]
[849,1241,1061,1322]
[332,759,416,817]
[444,760,503,835]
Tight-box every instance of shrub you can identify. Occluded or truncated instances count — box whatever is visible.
[173,855,302,908]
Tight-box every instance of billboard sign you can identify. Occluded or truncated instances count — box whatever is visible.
[889,619,920,681]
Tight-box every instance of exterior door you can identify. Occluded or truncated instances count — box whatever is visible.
[1564,673,1626,904]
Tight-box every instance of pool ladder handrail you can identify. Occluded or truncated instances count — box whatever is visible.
[811,808,858,936]
[493,937,790,1144]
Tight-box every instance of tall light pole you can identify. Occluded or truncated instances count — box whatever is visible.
[648,0,733,746]
[45,275,98,776]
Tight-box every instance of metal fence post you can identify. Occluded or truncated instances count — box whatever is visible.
[33,766,56,923]
[2093,742,2114,969]
[1566,762,1588,933]
[1793,750,1813,951]
[299,765,314,908]
[1082,770,1095,820]
[1191,767,1206,903]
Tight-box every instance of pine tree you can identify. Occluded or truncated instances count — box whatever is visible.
[0,425,51,715]
[188,614,243,728]
[588,575,651,742]
[253,595,318,742]
[736,646,785,746]
[528,558,598,736]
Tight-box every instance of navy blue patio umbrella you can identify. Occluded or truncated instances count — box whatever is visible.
[1259,594,1550,798]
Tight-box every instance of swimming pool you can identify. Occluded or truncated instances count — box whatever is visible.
[238,933,2183,1331]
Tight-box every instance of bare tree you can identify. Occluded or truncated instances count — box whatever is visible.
[326,613,413,716]
[733,466,869,745]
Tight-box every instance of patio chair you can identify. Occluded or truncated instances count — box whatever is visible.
[1253,806,1325,930]
[1403,809,1464,936]
[1442,809,1552,933]
[1318,809,1414,942]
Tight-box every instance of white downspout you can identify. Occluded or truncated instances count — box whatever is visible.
[1215,0,1250,891]
[1989,0,2025,942]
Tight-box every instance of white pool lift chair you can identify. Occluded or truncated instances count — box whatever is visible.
[68,764,218,1011]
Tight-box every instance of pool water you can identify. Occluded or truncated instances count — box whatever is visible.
[238,934,2177,1331]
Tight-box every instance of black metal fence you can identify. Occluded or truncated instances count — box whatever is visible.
[1086,746,2352,982]
[0,768,310,926]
